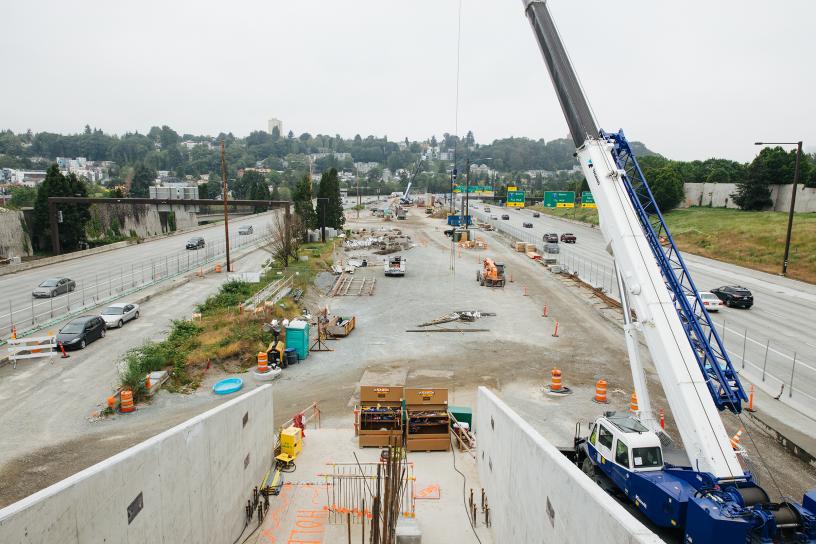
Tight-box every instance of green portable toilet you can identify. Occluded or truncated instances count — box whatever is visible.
[285,320,310,360]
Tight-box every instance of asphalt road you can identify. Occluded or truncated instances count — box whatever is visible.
[0,211,279,340]
[470,202,816,418]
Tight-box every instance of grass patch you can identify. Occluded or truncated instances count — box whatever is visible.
[532,204,816,283]
[119,240,336,399]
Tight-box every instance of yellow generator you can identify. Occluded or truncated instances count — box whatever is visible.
[277,426,303,464]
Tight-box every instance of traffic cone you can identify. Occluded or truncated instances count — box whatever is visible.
[730,428,744,450]
[629,393,639,413]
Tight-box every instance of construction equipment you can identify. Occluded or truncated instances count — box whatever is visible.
[477,258,506,287]
[384,255,406,277]
[521,1,816,542]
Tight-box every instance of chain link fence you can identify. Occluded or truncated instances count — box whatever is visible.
[1,225,274,346]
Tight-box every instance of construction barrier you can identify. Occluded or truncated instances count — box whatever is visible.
[629,393,638,413]
[7,335,57,368]
[257,352,269,373]
[550,368,562,392]
[593,379,608,404]
[120,390,135,413]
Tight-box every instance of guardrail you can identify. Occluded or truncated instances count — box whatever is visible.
[470,207,816,417]
[1,227,275,347]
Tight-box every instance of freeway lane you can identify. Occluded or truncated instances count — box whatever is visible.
[470,202,816,417]
[0,211,280,339]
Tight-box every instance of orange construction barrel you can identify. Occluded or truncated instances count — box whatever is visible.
[629,392,639,413]
[257,351,269,373]
[594,379,608,403]
[215,263,222,273]
[120,390,135,413]
[550,368,562,392]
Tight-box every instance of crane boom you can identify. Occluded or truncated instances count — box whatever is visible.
[522,0,741,477]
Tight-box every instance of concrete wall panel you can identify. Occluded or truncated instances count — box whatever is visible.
[476,387,661,544]
[0,208,32,259]
[683,182,816,212]
[0,386,274,544]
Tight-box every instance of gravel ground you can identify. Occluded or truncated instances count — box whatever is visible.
[2,205,814,527]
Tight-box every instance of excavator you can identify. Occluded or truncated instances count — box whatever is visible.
[476,258,506,287]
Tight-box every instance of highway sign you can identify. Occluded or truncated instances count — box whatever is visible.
[581,191,596,208]
[453,185,494,196]
[543,191,575,208]
[506,188,526,208]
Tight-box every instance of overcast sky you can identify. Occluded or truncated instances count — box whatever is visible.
[1,0,813,162]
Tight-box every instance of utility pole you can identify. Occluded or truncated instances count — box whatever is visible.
[356,172,361,220]
[221,140,231,272]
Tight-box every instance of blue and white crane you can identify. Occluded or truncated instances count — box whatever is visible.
[521,1,816,541]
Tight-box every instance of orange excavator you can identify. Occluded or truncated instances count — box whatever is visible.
[476,258,506,287]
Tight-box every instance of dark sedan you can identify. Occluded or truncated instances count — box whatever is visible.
[186,236,205,250]
[57,316,106,350]
[711,286,754,309]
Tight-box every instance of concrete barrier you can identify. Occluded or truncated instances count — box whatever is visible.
[476,387,661,544]
[0,385,275,544]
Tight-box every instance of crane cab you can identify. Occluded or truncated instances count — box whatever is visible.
[586,414,664,476]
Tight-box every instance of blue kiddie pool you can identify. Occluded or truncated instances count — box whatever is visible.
[213,377,243,395]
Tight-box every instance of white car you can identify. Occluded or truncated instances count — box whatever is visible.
[100,303,140,328]
[686,291,722,312]
[238,225,253,235]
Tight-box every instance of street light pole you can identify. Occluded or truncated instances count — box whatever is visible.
[220,140,231,272]
[755,141,803,276]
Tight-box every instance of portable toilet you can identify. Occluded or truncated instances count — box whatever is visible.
[285,320,310,360]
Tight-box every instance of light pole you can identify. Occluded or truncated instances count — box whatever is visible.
[754,141,803,276]
[220,140,231,272]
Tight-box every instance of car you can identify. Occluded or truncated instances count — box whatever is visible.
[100,303,140,328]
[186,236,205,250]
[501,214,510,220]
[523,222,533,228]
[57,315,106,350]
[238,225,253,235]
[543,233,559,243]
[484,206,491,212]
[532,212,540,218]
[32,277,75,298]
[490,215,498,220]
[560,233,577,243]
[711,286,754,309]
[685,291,723,313]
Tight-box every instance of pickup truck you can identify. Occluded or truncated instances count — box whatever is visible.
[543,233,558,243]
[560,233,576,243]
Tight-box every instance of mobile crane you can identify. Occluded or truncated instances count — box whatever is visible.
[521,1,816,542]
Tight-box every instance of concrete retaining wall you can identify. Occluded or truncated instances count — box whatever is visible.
[88,203,198,240]
[0,386,275,544]
[683,182,816,212]
[476,387,661,544]
[0,208,32,259]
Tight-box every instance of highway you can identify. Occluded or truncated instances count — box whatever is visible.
[470,202,816,418]
[0,211,279,341]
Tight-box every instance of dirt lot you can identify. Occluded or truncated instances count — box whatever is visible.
[2,205,814,517]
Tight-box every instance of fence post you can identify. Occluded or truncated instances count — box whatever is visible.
[789,352,797,398]
[66,290,70,311]
[761,339,770,382]
[108,272,112,296]
[96,273,99,301]
[30,297,34,325]
[741,328,748,369]
[50,295,54,318]
[9,300,13,332]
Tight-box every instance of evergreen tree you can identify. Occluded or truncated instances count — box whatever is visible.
[317,168,345,230]
[32,165,90,252]
[130,162,156,197]
[292,174,317,235]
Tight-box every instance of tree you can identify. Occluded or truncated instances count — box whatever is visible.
[271,183,281,200]
[267,210,301,268]
[292,174,317,234]
[706,168,730,184]
[649,166,685,212]
[31,165,90,252]
[9,185,38,208]
[733,148,780,210]
[317,168,345,230]
[130,162,156,197]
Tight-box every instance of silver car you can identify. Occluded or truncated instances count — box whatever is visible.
[100,303,140,328]
[32,277,75,298]
[238,225,253,235]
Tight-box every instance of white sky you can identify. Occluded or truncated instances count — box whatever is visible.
[1,0,813,162]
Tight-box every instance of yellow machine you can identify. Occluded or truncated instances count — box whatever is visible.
[276,426,303,465]
[477,258,506,287]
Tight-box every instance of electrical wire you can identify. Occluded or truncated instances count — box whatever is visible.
[450,435,484,544]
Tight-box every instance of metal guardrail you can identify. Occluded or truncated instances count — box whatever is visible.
[1,227,275,346]
[470,207,816,416]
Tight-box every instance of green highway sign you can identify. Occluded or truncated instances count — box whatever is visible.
[581,191,596,208]
[543,191,575,208]
[453,185,494,195]
[506,189,526,208]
